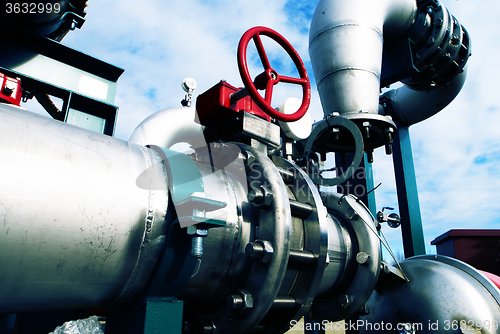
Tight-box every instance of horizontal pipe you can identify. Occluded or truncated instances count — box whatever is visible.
[0,104,170,312]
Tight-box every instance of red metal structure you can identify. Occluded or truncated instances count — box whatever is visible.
[0,73,22,106]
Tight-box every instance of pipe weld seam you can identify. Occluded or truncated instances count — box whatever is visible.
[310,23,382,45]
[317,67,380,86]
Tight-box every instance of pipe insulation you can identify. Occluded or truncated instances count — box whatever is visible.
[0,104,170,313]
[309,0,417,117]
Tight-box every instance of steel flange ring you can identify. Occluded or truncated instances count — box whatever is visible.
[312,193,381,321]
[303,117,364,187]
[186,143,293,333]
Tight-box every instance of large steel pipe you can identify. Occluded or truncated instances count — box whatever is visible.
[309,0,416,117]
[0,104,170,313]
[309,0,470,152]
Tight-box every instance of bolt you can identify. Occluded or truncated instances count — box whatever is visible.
[245,240,274,263]
[227,290,253,312]
[427,37,435,46]
[187,226,208,258]
[388,213,401,228]
[248,186,273,209]
[226,294,244,310]
[434,18,443,27]
[320,151,327,161]
[191,236,204,258]
[183,322,194,334]
[344,208,358,220]
[211,142,231,156]
[366,150,374,163]
[380,262,391,276]
[385,142,393,155]
[339,295,353,309]
[243,151,256,171]
[330,127,340,142]
[186,225,209,236]
[362,122,371,139]
[400,323,417,334]
[2,86,13,96]
[203,321,216,334]
[356,252,370,265]
[358,304,370,316]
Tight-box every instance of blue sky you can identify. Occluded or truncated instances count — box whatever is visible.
[46,0,500,259]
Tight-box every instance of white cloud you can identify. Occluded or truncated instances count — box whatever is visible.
[60,0,318,139]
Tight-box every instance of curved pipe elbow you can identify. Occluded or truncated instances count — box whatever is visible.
[128,107,207,150]
[309,0,417,116]
[383,65,468,127]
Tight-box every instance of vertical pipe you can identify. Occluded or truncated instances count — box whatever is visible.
[392,126,426,257]
[309,0,416,117]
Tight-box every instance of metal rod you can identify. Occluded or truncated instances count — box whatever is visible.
[229,87,249,105]
[289,250,315,265]
[277,166,294,184]
[271,296,296,310]
[290,200,313,218]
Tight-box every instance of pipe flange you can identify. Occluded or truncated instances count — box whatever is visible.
[404,0,471,90]
[340,113,397,152]
[185,143,293,334]
[312,193,381,321]
[266,157,329,332]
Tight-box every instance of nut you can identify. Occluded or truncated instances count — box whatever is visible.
[227,289,253,313]
[356,252,370,265]
[358,304,370,316]
[344,208,358,220]
[339,294,353,309]
[245,240,274,264]
[186,226,208,237]
[248,185,273,209]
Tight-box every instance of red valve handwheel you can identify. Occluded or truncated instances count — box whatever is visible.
[237,26,311,122]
